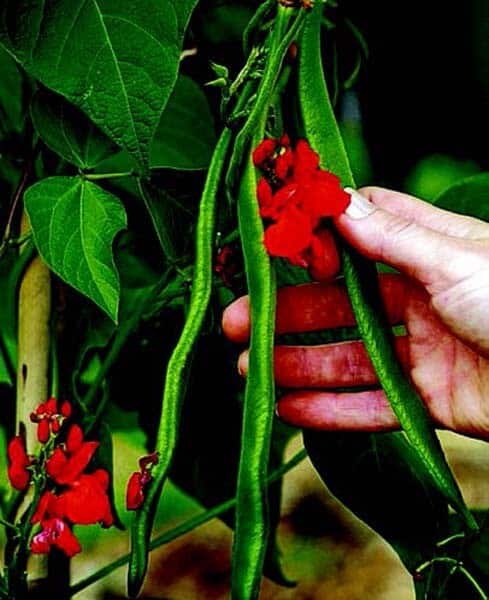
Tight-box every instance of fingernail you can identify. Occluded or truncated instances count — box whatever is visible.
[344,187,377,219]
[237,351,249,377]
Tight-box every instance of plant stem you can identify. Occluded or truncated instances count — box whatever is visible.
[69,449,307,596]
[416,557,488,599]
[83,171,134,181]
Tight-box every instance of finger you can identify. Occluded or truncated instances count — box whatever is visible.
[277,389,399,432]
[359,186,489,240]
[222,273,408,343]
[238,336,409,388]
[336,189,477,292]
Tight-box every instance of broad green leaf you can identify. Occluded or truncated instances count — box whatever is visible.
[31,89,117,169]
[24,176,127,322]
[150,76,216,170]
[96,75,217,172]
[0,1,199,169]
[434,173,489,221]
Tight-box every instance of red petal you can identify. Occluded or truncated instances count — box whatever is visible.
[30,527,52,555]
[37,419,50,444]
[279,134,291,147]
[252,138,277,167]
[264,209,313,266]
[56,474,113,525]
[31,491,57,524]
[60,401,72,418]
[34,402,46,416]
[138,452,159,472]
[257,177,273,212]
[294,140,320,181]
[8,463,30,491]
[126,472,145,511]
[54,441,99,485]
[51,418,61,434]
[260,184,298,220]
[92,468,110,491]
[46,447,68,480]
[45,397,58,415]
[275,148,294,181]
[51,519,82,557]
[307,230,341,282]
[66,424,84,454]
[7,436,29,464]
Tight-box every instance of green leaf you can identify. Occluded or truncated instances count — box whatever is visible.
[1,0,199,169]
[434,173,489,221]
[24,176,127,322]
[31,88,117,169]
[150,76,216,170]
[96,75,217,172]
[303,431,449,573]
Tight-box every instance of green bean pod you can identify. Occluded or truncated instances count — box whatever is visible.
[127,128,233,598]
[232,138,277,600]
[297,3,476,530]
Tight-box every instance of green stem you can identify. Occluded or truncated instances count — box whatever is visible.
[70,449,306,597]
[83,171,134,181]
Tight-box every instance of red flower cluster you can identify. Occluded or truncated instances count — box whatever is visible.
[126,452,159,510]
[253,136,350,280]
[6,398,113,558]
[30,396,71,443]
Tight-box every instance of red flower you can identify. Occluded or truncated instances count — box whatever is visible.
[53,471,113,527]
[30,398,72,443]
[30,517,81,558]
[43,425,113,526]
[126,452,159,511]
[253,136,350,280]
[7,435,32,491]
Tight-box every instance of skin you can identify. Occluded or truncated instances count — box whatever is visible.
[222,187,489,440]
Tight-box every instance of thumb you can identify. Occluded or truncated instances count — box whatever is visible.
[335,188,471,293]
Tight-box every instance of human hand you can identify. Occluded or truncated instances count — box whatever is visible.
[222,187,489,440]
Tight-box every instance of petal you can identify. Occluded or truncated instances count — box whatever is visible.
[52,519,82,557]
[264,209,313,266]
[275,148,294,181]
[45,397,58,415]
[8,463,30,491]
[60,401,72,418]
[260,184,298,220]
[57,474,112,525]
[92,468,110,491]
[37,419,50,444]
[30,528,52,555]
[66,424,84,454]
[46,447,68,480]
[307,230,341,282]
[138,452,159,472]
[7,436,29,465]
[252,138,277,167]
[293,140,320,180]
[31,491,58,524]
[55,441,99,485]
[256,178,273,212]
[126,472,145,511]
